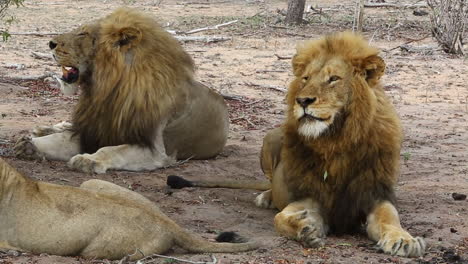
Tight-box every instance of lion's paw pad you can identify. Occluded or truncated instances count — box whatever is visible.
[377,233,426,257]
[69,155,107,174]
[14,136,42,160]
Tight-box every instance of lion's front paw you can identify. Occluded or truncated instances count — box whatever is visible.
[32,121,72,137]
[68,154,107,174]
[255,190,275,209]
[296,211,326,248]
[14,136,43,160]
[32,126,58,138]
[377,228,426,257]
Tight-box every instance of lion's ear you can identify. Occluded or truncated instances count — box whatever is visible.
[292,54,310,77]
[361,55,385,85]
[115,27,142,47]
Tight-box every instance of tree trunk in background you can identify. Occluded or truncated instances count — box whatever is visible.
[285,0,306,25]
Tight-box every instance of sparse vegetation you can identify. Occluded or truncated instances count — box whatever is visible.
[428,0,468,55]
[0,0,25,41]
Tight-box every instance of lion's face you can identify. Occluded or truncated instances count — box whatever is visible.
[292,57,353,138]
[287,32,385,140]
[49,24,99,86]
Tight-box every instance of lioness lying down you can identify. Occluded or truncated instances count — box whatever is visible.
[0,158,257,260]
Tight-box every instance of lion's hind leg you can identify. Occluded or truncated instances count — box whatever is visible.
[367,201,426,257]
[274,198,327,248]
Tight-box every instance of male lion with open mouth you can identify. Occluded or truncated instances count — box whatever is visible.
[14,8,229,174]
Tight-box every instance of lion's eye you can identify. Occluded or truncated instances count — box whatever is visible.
[77,32,88,36]
[302,76,309,82]
[328,75,340,83]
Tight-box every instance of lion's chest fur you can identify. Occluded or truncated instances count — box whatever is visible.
[72,92,160,154]
[282,133,397,234]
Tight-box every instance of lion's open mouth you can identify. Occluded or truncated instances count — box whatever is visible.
[61,66,79,84]
[301,114,331,122]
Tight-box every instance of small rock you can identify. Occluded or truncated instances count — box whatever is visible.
[413,9,429,16]
[450,227,457,233]
[452,192,467,201]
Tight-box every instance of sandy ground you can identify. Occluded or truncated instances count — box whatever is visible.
[0,0,467,263]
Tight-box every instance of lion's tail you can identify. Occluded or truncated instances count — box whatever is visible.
[166,175,270,191]
[173,229,259,253]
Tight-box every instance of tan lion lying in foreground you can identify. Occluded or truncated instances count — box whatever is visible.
[0,158,256,260]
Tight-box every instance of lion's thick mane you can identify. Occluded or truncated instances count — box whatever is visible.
[72,8,194,154]
[283,32,403,234]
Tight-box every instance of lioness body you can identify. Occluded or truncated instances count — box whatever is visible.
[14,8,228,173]
[167,32,426,257]
[0,158,256,260]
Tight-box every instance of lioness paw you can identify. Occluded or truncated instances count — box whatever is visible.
[255,190,275,209]
[377,229,426,257]
[32,121,72,137]
[69,154,107,174]
[14,136,43,160]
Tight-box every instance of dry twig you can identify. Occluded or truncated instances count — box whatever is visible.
[31,51,53,60]
[274,54,293,60]
[184,20,238,35]
[364,3,427,8]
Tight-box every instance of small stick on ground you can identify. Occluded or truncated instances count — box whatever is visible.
[8,32,60,36]
[7,72,55,81]
[31,51,53,60]
[256,69,287,73]
[244,82,287,93]
[274,54,293,60]
[221,93,244,101]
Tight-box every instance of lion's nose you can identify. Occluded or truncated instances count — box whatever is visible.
[296,97,317,108]
[49,41,57,50]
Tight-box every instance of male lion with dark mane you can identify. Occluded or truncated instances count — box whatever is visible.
[14,8,228,173]
[167,32,426,257]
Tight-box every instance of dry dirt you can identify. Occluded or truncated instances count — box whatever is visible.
[0,0,467,263]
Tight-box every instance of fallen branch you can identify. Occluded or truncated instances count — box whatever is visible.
[221,93,244,101]
[8,31,230,43]
[244,82,287,93]
[174,35,231,43]
[31,51,53,60]
[384,34,430,52]
[364,3,427,8]
[136,253,217,264]
[274,54,293,60]
[231,115,256,128]
[8,32,59,36]
[185,20,238,35]
[256,69,287,73]
[7,72,55,81]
